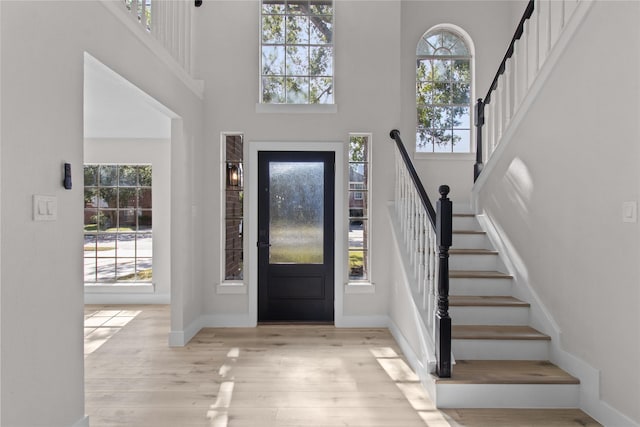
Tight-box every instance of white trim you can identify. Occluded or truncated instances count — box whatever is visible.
[414,152,475,162]
[216,282,247,295]
[168,315,204,347]
[248,140,345,326]
[98,0,204,99]
[70,416,90,427]
[255,103,338,114]
[335,315,388,328]
[344,282,375,294]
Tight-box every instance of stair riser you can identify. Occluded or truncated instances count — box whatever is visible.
[453,216,482,231]
[450,306,529,326]
[453,233,491,250]
[449,254,502,271]
[450,278,513,296]
[435,383,579,408]
[452,339,549,360]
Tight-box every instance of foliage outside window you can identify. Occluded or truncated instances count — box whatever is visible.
[349,135,370,281]
[416,29,472,153]
[84,164,152,283]
[125,0,152,31]
[224,135,244,280]
[261,0,334,104]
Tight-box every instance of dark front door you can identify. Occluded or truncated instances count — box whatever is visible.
[257,151,335,322]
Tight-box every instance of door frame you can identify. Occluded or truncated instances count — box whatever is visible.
[248,141,345,326]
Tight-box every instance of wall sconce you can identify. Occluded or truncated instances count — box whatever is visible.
[195,0,202,7]
[226,163,242,187]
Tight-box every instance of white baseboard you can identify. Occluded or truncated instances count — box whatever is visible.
[335,315,388,328]
[70,415,90,427]
[168,316,204,347]
[84,292,170,305]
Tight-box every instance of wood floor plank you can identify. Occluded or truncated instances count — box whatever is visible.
[84,305,599,427]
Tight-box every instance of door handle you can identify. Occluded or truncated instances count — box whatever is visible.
[257,241,271,248]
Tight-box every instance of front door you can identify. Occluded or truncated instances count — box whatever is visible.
[257,151,335,322]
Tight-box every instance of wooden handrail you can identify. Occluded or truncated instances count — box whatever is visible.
[389,129,437,227]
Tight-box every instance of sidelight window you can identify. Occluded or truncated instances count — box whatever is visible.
[223,134,244,281]
[348,134,370,281]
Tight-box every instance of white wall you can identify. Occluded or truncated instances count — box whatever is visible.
[474,2,640,423]
[194,0,518,326]
[195,1,402,324]
[1,1,203,425]
[84,138,172,304]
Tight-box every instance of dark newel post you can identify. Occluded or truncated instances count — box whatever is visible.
[435,185,452,378]
[474,98,485,182]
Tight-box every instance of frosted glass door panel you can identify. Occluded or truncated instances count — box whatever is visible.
[269,162,324,264]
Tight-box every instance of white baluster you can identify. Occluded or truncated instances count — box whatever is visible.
[504,57,513,128]
[550,0,565,48]
[538,0,550,67]
[526,6,539,86]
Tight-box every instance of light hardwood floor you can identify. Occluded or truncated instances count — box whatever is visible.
[85,305,601,427]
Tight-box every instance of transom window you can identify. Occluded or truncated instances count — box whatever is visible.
[84,164,152,283]
[261,0,334,104]
[416,29,472,153]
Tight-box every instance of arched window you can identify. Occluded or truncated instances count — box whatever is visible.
[416,28,472,153]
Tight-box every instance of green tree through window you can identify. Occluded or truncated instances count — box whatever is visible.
[261,0,334,104]
[416,29,472,152]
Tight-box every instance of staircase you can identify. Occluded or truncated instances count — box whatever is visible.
[433,211,580,408]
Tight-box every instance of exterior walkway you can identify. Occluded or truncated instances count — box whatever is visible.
[85,305,600,427]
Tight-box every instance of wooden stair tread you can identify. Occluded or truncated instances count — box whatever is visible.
[453,325,550,340]
[453,213,475,217]
[450,270,513,279]
[435,360,580,385]
[450,248,498,255]
[450,295,529,307]
[441,408,602,426]
[453,229,486,235]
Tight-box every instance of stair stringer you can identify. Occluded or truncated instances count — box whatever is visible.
[474,209,637,427]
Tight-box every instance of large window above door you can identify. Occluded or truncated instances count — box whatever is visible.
[260,0,334,104]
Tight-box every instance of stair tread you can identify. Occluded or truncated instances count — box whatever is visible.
[450,270,513,279]
[453,213,475,217]
[453,229,486,234]
[441,408,601,426]
[450,295,529,307]
[453,325,549,340]
[435,360,580,385]
[450,248,498,255]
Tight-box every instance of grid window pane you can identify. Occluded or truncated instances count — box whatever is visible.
[84,164,152,283]
[261,0,334,104]
[417,30,472,153]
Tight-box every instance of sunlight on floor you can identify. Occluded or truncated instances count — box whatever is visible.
[84,308,141,356]
[207,347,240,427]
[372,347,452,427]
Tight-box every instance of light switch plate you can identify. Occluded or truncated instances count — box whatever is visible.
[623,201,637,223]
[33,195,57,221]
